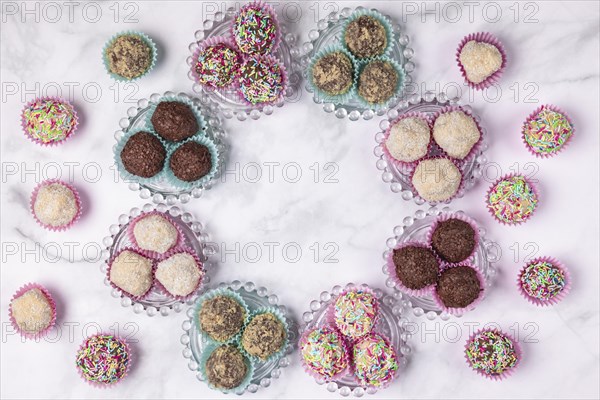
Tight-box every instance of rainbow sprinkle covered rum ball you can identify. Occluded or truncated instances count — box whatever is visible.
[22,98,77,145]
[194,42,242,88]
[300,327,349,380]
[76,334,130,386]
[332,288,378,339]
[353,333,399,388]
[522,105,573,157]
[232,3,278,55]
[487,175,538,225]
[238,55,285,105]
[465,330,519,380]
[518,258,569,306]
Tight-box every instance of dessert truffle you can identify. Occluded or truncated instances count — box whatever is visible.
[300,327,348,379]
[412,158,461,202]
[199,294,246,342]
[522,105,573,157]
[109,250,154,298]
[76,334,130,385]
[169,141,213,183]
[353,333,398,388]
[232,4,278,55]
[436,265,482,309]
[431,218,477,263]
[205,345,249,390]
[344,15,387,59]
[132,213,179,254]
[432,110,480,160]
[392,245,439,290]
[22,98,77,144]
[195,42,242,88]
[487,175,538,224]
[105,33,153,80]
[311,51,354,96]
[238,55,285,105]
[465,330,519,379]
[241,312,286,360]
[458,40,503,84]
[357,60,398,105]
[120,131,166,178]
[333,289,377,339]
[151,101,199,143]
[10,286,55,336]
[519,259,568,305]
[32,181,80,229]
[385,116,431,163]
[156,252,203,297]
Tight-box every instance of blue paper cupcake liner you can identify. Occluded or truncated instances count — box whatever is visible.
[238,306,290,364]
[145,94,207,141]
[163,135,222,191]
[341,8,395,61]
[193,288,250,346]
[114,127,168,186]
[198,342,255,394]
[355,56,406,111]
[102,30,157,82]
[306,44,358,105]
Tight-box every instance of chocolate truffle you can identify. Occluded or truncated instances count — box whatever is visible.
[333,289,377,339]
[155,252,202,297]
[195,43,242,88]
[120,131,166,178]
[432,111,480,159]
[436,266,482,309]
[205,345,248,390]
[412,158,461,202]
[353,333,398,387]
[431,219,477,263]
[392,246,439,290]
[459,41,503,84]
[32,182,80,228]
[300,327,348,379]
[22,98,77,144]
[10,288,54,335]
[109,250,154,297]
[311,51,354,96]
[465,330,519,379]
[76,334,130,385]
[151,101,199,143]
[358,60,398,104]
[132,213,179,254]
[169,141,213,182]
[344,15,387,59]
[241,313,286,360]
[106,34,153,80]
[199,295,246,342]
[386,117,431,163]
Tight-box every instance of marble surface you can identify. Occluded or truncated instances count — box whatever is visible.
[1,1,599,398]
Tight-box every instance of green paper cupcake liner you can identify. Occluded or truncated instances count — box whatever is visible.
[306,44,358,105]
[341,8,395,61]
[114,127,168,186]
[163,135,222,191]
[355,56,406,111]
[198,342,255,394]
[238,306,290,364]
[102,30,157,82]
[193,288,250,346]
[144,94,207,142]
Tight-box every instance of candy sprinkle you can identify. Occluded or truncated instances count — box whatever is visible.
[300,327,348,379]
[238,55,284,105]
[520,260,566,301]
[465,330,518,377]
[23,99,76,143]
[353,333,398,387]
[195,43,242,88]
[487,175,538,224]
[76,334,129,385]
[523,106,573,155]
[233,4,277,55]
[333,289,377,339]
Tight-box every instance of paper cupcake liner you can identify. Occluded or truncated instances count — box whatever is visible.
[20,96,79,147]
[30,179,82,232]
[153,246,205,302]
[306,44,358,105]
[355,56,406,111]
[163,135,222,191]
[425,211,481,266]
[106,247,156,301]
[521,104,575,158]
[76,333,133,388]
[191,36,242,91]
[410,155,465,205]
[238,306,290,364]
[230,0,282,56]
[485,173,540,226]
[9,283,57,340]
[382,111,433,171]
[299,325,352,382]
[432,264,485,316]
[328,286,380,341]
[145,94,208,142]
[341,8,395,61]
[456,32,507,90]
[113,127,168,186]
[198,342,255,394]
[430,105,484,165]
[517,256,571,306]
[385,241,439,297]
[351,331,400,389]
[102,30,157,82]
[126,210,184,259]
[464,328,521,381]
[235,54,289,107]
[193,287,250,345]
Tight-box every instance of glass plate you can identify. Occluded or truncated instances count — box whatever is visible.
[181,280,297,394]
[187,8,302,121]
[374,91,489,205]
[382,206,500,320]
[300,283,411,397]
[300,6,415,121]
[100,203,216,317]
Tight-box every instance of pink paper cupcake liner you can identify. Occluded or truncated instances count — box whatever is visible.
[328,285,380,341]
[154,246,205,302]
[464,328,521,380]
[521,104,575,158]
[385,241,440,297]
[517,256,571,306]
[106,247,156,301]
[230,0,282,56]
[126,210,184,259]
[430,105,484,165]
[351,331,400,389]
[382,112,434,172]
[75,333,133,388]
[235,54,288,107]
[299,325,352,382]
[456,32,507,91]
[432,264,486,316]
[21,96,79,147]
[191,36,243,91]
[486,173,540,226]
[30,179,82,232]
[9,282,57,340]
[425,211,481,266]
[410,155,465,205]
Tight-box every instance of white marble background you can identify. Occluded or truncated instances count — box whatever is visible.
[1,1,599,398]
